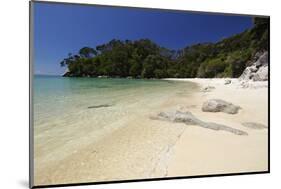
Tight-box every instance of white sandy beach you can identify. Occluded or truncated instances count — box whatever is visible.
[164,78,268,176]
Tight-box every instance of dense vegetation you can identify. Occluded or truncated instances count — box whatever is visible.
[60,17,269,78]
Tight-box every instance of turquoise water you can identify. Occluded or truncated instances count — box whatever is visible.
[33,75,199,184]
[33,75,197,164]
[34,75,194,126]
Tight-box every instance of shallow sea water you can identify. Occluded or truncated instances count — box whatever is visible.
[33,75,198,185]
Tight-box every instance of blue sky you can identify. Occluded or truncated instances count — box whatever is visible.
[33,2,254,75]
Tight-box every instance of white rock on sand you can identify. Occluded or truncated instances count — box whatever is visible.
[201,99,241,114]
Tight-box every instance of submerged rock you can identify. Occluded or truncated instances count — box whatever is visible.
[151,110,247,135]
[88,104,112,109]
[242,122,267,129]
[202,99,241,114]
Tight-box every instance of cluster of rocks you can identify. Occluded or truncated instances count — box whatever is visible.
[151,97,268,135]
[239,51,268,81]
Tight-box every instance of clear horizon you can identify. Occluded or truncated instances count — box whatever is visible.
[33,2,254,75]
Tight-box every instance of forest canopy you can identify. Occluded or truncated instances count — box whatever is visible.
[60,17,269,79]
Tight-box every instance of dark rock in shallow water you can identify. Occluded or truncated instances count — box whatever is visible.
[202,99,241,114]
[242,122,267,129]
[88,104,112,109]
[151,110,247,135]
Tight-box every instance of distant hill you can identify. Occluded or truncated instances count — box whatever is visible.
[60,17,269,79]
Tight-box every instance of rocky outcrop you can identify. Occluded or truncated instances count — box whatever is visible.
[242,122,267,129]
[150,110,247,135]
[252,66,268,81]
[239,51,268,81]
[202,99,241,114]
[255,51,268,67]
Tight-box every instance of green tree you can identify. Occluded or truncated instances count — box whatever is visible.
[79,47,97,58]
